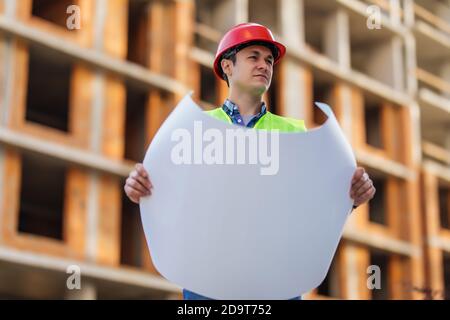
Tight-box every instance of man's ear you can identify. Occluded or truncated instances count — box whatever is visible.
[221,59,232,78]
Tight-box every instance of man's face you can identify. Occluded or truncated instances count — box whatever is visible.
[222,45,275,95]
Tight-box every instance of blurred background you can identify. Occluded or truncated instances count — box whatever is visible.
[0,0,449,300]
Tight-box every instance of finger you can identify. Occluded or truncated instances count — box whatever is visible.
[351,177,367,198]
[134,164,153,188]
[124,185,140,204]
[352,177,371,198]
[124,184,143,201]
[135,163,149,179]
[130,179,151,196]
[355,186,376,205]
[352,180,373,198]
[352,167,365,184]
[355,188,374,205]
[127,177,151,195]
[351,172,369,194]
[131,171,152,190]
[127,184,152,201]
[354,179,373,198]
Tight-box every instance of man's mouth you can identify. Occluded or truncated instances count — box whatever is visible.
[254,75,268,81]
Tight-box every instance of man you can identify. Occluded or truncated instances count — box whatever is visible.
[124,23,376,300]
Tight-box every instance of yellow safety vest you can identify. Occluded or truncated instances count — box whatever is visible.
[206,108,307,132]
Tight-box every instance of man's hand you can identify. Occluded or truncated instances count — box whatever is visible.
[350,167,376,207]
[124,163,153,204]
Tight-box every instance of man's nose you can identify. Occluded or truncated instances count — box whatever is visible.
[257,60,270,73]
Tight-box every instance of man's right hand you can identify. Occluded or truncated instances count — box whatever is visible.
[124,163,153,204]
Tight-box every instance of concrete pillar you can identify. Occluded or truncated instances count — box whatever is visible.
[402,0,416,28]
[389,0,401,26]
[404,33,418,97]
[235,0,248,24]
[365,36,405,91]
[323,9,350,69]
[345,244,371,300]
[280,0,304,48]
[0,0,16,126]
[0,0,17,242]
[280,58,311,121]
[439,62,450,100]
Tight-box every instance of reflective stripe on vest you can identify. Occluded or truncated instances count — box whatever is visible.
[205,108,307,132]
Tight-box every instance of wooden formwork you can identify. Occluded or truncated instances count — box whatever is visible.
[0,0,448,299]
[0,0,193,299]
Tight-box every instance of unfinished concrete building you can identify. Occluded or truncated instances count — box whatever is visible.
[0,0,449,299]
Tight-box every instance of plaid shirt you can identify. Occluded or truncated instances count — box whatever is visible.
[222,99,267,128]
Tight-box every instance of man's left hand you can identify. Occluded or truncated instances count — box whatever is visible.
[350,167,376,207]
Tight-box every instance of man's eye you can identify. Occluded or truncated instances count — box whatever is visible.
[249,56,257,59]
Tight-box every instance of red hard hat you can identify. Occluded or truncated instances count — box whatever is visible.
[213,23,286,80]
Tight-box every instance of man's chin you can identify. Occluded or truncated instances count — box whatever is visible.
[236,81,269,96]
[249,84,268,96]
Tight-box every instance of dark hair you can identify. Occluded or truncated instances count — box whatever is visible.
[220,41,279,87]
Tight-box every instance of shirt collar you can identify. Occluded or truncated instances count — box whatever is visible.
[222,99,267,118]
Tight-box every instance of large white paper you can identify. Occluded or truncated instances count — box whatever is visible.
[140,93,356,300]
